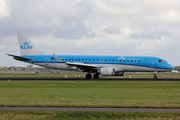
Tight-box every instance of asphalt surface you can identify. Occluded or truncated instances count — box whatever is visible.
[0,107,180,112]
[0,77,180,81]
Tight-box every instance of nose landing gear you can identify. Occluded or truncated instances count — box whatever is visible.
[153,74,157,79]
[153,72,158,79]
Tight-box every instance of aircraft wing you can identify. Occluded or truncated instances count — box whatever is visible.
[7,54,32,60]
[53,53,98,69]
[66,62,98,68]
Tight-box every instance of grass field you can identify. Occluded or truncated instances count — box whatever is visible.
[1,111,180,120]
[1,72,180,78]
[0,73,180,120]
[0,80,180,108]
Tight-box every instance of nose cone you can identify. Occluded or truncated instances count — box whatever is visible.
[168,64,174,69]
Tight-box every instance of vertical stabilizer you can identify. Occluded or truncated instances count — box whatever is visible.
[17,31,42,56]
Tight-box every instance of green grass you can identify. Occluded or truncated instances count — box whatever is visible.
[0,111,180,120]
[0,81,180,108]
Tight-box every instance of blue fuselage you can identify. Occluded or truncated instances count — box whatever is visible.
[20,55,174,72]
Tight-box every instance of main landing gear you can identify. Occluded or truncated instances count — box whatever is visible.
[93,74,99,79]
[86,74,92,79]
[86,73,99,79]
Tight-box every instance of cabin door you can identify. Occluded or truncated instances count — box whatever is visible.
[44,57,49,65]
[149,59,154,67]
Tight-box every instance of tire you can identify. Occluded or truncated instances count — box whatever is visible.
[93,74,99,79]
[86,74,92,79]
[153,75,157,79]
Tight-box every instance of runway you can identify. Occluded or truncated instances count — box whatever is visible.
[0,77,180,81]
[0,107,180,112]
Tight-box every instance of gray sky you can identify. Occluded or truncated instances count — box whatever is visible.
[0,0,180,67]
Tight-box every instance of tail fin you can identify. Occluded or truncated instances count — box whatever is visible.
[16,31,45,56]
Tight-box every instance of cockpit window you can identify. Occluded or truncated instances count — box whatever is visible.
[159,59,167,62]
[159,60,162,62]
[162,60,167,62]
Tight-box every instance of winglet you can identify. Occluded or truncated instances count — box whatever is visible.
[53,53,65,63]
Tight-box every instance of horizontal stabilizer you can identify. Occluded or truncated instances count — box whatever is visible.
[7,54,32,60]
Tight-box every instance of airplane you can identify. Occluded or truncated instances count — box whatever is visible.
[7,31,174,79]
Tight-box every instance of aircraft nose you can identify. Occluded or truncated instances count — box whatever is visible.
[168,64,174,69]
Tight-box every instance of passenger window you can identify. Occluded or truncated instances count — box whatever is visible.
[89,59,91,61]
[135,60,136,62]
[112,60,114,62]
[82,59,84,61]
[159,60,162,62]
[93,59,95,61]
[86,59,87,61]
[116,60,118,62]
[75,59,77,61]
[72,59,74,61]
[127,60,129,62]
[62,59,64,61]
[69,59,71,61]
[78,59,80,61]
[123,60,125,62]
[65,59,67,61]
[131,60,133,62]
[120,60,122,62]
[138,60,140,62]
[101,59,103,61]
[105,60,107,61]
[97,59,99,61]
[109,60,111,61]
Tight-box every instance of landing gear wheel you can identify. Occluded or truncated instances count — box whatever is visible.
[153,74,157,79]
[93,74,99,79]
[86,74,92,79]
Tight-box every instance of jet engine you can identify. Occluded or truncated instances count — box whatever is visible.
[100,68,115,76]
[100,68,124,76]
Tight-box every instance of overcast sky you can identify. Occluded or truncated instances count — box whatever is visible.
[0,0,180,67]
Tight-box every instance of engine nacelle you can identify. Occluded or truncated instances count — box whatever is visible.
[114,71,124,76]
[100,68,115,76]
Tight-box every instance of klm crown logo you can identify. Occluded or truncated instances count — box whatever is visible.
[20,41,32,49]
[118,56,126,60]
[23,41,29,45]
